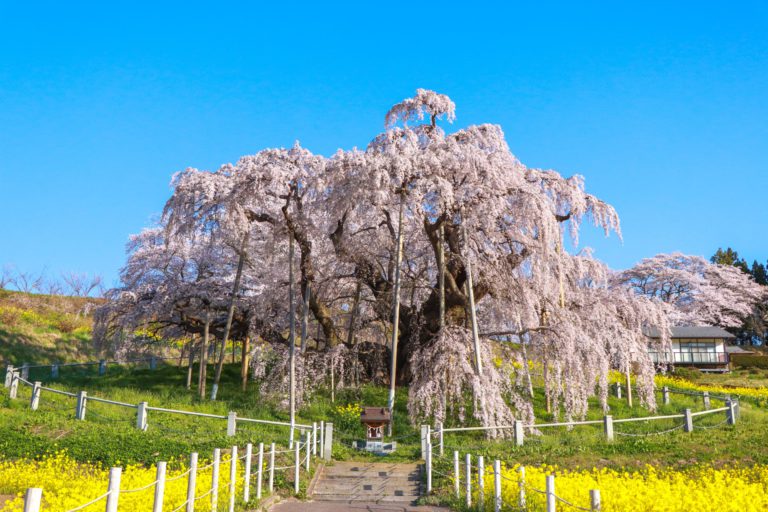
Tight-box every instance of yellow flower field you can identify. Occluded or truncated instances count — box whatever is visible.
[654,375,768,404]
[476,463,768,512]
[0,452,245,512]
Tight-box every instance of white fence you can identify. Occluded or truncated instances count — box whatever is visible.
[5,367,332,454]
[20,436,323,512]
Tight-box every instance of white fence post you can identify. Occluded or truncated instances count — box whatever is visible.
[227,412,237,437]
[186,452,198,512]
[21,363,29,380]
[243,443,253,503]
[9,371,19,399]
[426,440,432,494]
[465,453,472,507]
[662,386,670,405]
[477,455,485,510]
[137,402,148,431]
[269,443,276,493]
[256,442,264,500]
[684,408,694,432]
[4,365,14,388]
[76,391,87,420]
[23,488,42,512]
[51,364,59,379]
[229,446,237,512]
[105,467,122,512]
[319,420,325,459]
[312,422,318,456]
[211,448,221,511]
[519,465,526,509]
[323,422,333,462]
[514,419,524,447]
[420,425,429,459]
[493,460,501,512]
[615,382,622,399]
[434,421,444,456]
[99,359,107,376]
[30,381,41,411]
[453,450,460,498]
[305,432,310,472]
[590,489,601,511]
[727,399,738,425]
[152,461,166,512]
[703,391,711,410]
[603,415,614,441]
[294,438,300,494]
[546,474,556,512]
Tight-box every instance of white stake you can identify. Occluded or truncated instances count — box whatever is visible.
[186,452,198,512]
[426,441,432,494]
[493,460,501,512]
[453,450,460,498]
[243,443,253,502]
[23,488,42,512]
[269,443,276,493]
[256,442,264,499]
[211,448,220,511]
[152,461,166,512]
[465,453,472,507]
[546,474,556,512]
[105,467,122,512]
[294,438,300,494]
[590,489,601,511]
[229,446,237,512]
[478,455,485,510]
[519,465,526,509]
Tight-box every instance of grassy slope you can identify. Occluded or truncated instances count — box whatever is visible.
[1,362,766,472]
[0,290,101,365]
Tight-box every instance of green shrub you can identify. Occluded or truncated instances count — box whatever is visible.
[732,355,768,370]
[671,367,702,380]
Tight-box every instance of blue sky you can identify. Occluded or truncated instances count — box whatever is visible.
[1,1,766,288]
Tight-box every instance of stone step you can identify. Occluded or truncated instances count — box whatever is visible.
[314,481,421,493]
[312,493,419,503]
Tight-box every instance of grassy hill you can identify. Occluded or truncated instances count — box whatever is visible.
[0,290,103,366]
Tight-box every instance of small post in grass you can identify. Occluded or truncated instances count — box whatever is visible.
[590,489,601,511]
[99,359,107,376]
[493,460,501,512]
[426,440,432,494]
[30,381,41,411]
[243,443,253,503]
[51,364,59,379]
[21,363,29,380]
[152,461,167,512]
[75,391,87,420]
[23,488,42,512]
[453,450,460,498]
[186,452,198,512]
[465,453,472,507]
[9,371,19,399]
[662,386,670,405]
[312,422,318,456]
[615,382,622,399]
[229,446,237,512]
[227,412,237,437]
[150,356,158,370]
[211,448,221,511]
[4,365,13,388]
[294,438,300,495]
[269,443,276,493]
[519,465,526,509]
[323,423,333,462]
[477,455,485,509]
[545,474,555,512]
[603,415,614,441]
[319,420,325,459]
[727,399,738,425]
[514,419,524,447]
[105,467,122,512]
[256,442,264,500]
[703,391,711,410]
[137,401,148,431]
[684,408,694,433]
[305,432,310,472]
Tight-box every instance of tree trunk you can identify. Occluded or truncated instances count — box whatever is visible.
[199,316,210,399]
[346,281,361,346]
[241,336,251,392]
[300,286,310,351]
[438,225,445,330]
[211,233,249,400]
[464,228,483,376]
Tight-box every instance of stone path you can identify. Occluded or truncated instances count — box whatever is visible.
[269,500,450,511]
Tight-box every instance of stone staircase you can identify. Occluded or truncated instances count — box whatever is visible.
[311,461,422,504]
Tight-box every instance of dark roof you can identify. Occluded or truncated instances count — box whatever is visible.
[725,345,756,354]
[360,407,391,423]
[645,326,736,339]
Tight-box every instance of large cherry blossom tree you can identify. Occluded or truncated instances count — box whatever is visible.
[98,90,683,429]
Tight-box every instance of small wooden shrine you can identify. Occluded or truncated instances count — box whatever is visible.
[356,407,396,454]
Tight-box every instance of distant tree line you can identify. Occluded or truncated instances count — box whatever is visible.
[711,247,768,345]
[0,266,103,298]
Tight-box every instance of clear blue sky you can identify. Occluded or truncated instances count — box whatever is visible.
[1,1,766,288]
